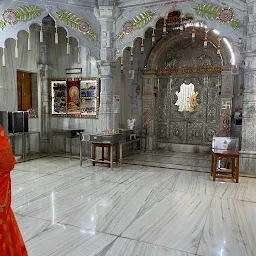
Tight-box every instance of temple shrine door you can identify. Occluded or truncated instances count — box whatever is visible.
[154,73,221,145]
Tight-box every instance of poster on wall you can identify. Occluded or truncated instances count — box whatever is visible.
[80,79,98,117]
[80,80,97,98]
[80,99,97,116]
[51,81,67,115]
[67,80,80,114]
[50,78,99,118]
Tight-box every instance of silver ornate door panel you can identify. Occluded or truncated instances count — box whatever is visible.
[155,77,169,141]
[187,121,204,144]
[169,121,186,143]
[155,74,220,145]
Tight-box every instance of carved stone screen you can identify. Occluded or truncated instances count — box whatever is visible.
[155,74,220,145]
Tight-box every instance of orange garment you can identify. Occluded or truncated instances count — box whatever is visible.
[0,125,28,256]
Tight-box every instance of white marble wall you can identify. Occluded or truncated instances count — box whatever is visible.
[0,28,39,112]
[0,22,101,134]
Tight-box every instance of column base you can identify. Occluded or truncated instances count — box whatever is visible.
[240,151,256,175]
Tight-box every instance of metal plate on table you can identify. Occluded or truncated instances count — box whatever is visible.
[90,134,103,143]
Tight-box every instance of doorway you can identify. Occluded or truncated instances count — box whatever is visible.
[17,70,32,111]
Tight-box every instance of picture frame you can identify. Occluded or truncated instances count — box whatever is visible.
[50,77,100,119]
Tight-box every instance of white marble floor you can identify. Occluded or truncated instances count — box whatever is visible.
[11,155,256,256]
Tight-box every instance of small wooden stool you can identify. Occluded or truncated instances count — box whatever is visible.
[92,143,119,168]
[211,150,240,183]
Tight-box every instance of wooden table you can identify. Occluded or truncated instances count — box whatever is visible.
[211,150,240,183]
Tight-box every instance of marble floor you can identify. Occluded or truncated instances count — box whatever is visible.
[11,154,256,256]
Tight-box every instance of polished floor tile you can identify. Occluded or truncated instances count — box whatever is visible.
[11,156,256,256]
[213,177,256,203]
[25,224,117,256]
[105,237,195,256]
[122,192,212,254]
[172,171,217,196]
[197,198,256,256]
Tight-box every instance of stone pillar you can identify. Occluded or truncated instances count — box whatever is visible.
[240,0,256,174]
[130,44,143,130]
[98,5,117,131]
[38,29,51,152]
[142,72,156,150]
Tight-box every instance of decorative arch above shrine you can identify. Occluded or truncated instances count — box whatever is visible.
[146,29,231,70]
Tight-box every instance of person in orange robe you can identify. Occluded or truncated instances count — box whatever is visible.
[0,125,28,256]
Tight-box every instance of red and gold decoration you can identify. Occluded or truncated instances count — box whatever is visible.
[78,20,90,34]
[204,31,208,49]
[218,8,234,23]
[192,27,195,41]
[195,4,242,29]
[145,67,221,75]
[56,10,96,40]
[67,80,80,114]
[0,6,41,30]
[152,28,156,43]
[123,20,134,34]
[3,9,18,25]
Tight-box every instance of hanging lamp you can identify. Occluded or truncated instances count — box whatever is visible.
[67,37,70,54]
[2,47,5,67]
[15,39,18,58]
[217,38,221,56]
[163,18,167,36]
[192,27,195,41]
[120,56,124,72]
[55,26,58,44]
[28,31,31,51]
[152,29,155,43]
[141,38,144,54]
[77,46,80,64]
[130,46,134,64]
[40,24,43,43]
[204,31,208,49]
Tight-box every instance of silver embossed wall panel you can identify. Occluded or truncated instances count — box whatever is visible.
[155,77,169,141]
[155,74,220,145]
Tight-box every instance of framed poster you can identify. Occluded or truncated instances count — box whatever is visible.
[50,78,99,118]
[80,79,99,117]
[51,80,67,115]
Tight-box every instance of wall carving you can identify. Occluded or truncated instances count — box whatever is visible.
[0,6,41,30]
[116,11,155,41]
[194,4,243,29]
[56,10,96,40]
[157,37,220,70]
